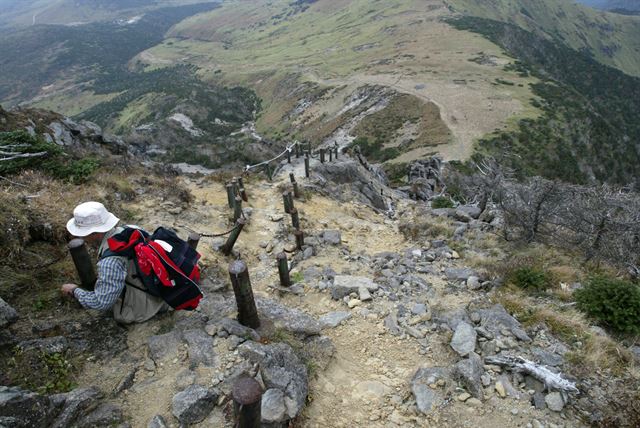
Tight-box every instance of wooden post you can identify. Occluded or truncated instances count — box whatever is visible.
[290,208,300,230]
[320,149,325,163]
[238,177,244,189]
[329,149,333,162]
[234,196,243,222]
[264,164,272,181]
[304,155,310,178]
[240,187,248,202]
[276,252,291,287]
[222,218,246,256]
[294,230,304,251]
[226,183,235,208]
[282,191,293,214]
[287,147,291,163]
[233,376,262,428]
[231,177,239,196]
[292,181,300,199]
[68,239,96,290]
[187,233,200,250]
[289,173,296,184]
[295,143,300,158]
[335,146,339,159]
[228,260,260,328]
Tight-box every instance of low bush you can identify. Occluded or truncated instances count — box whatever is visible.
[510,266,551,291]
[431,196,454,209]
[575,276,640,335]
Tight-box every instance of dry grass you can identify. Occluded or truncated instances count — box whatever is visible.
[399,213,455,242]
[498,291,633,375]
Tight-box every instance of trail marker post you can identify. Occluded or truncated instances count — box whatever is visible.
[187,233,201,250]
[222,218,246,256]
[68,239,96,290]
[276,252,291,287]
[228,260,260,328]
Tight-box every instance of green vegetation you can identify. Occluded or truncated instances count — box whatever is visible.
[7,349,77,394]
[575,276,640,334]
[449,17,640,186]
[431,196,455,209]
[350,137,400,163]
[509,266,551,292]
[0,131,99,183]
[291,271,304,284]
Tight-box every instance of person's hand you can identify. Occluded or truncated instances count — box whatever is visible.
[61,283,78,298]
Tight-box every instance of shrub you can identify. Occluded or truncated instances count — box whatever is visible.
[431,196,454,209]
[575,275,640,335]
[510,266,551,291]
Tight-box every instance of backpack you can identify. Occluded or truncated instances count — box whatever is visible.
[103,226,203,311]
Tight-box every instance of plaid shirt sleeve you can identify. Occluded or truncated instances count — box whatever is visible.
[73,257,127,311]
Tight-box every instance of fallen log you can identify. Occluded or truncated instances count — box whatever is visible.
[485,355,579,393]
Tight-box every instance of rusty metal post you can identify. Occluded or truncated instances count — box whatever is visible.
[233,376,262,428]
[222,218,246,256]
[304,155,310,178]
[276,252,291,287]
[294,230,304,251]
[228,260,260,328]
[240,187,248,202]
[187,233,200,250]
[226,183,235,208]
[68,239,96,290]
[234,196,243,222]
[290,208,300,230]
[231,177,239,196]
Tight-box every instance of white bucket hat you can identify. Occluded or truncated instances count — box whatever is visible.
[66,202,119,237]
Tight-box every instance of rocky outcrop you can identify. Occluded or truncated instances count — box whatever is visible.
[313,160,388,210]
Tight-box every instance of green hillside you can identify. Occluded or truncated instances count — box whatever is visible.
[448,0,640,77]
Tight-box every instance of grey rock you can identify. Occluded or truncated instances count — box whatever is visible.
[322,230,342,245]
[331,275,379,299]
[411,367,449,414]
[411,303,427,316]
[216,318,260,341]
[238,342,308,419]
[450,322,477,357]
[183,329,216,368]
[19,336,68,354]
[51,387,101,428]
[630,345,640,363]
[319,311,352,328]
[0,386,55,428]
[77,403,123,428]
[302,247,314,260]
[444,268,477,282]
[299,336,335,371]
[0,298,18,328]
[148,331,183,362]
[147,415,168,428]
[478,304,531,342]
[171,385,217,424]
[496,374,521,399]
[175,370,197,389]
[256,298,321,336]
[532,348,564,367]
[434,308,471,330]
[532,392,547,410]
[457,205,482,220]
[452,353,484,400]
[467,276,482,290]
[545,392,565,412]
[358,287,372,301]
[384,313,401,336]
[113,368,136,395]
[261,389,286,423]
[525,376,545,393]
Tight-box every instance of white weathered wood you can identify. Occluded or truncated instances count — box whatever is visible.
[485,355,579,393]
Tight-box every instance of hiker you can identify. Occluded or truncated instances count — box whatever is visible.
[61,201,168,324]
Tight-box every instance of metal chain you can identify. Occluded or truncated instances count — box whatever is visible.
[178,223,240,238]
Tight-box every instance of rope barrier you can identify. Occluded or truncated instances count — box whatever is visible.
[243,141,301,173]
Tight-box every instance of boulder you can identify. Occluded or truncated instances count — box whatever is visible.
[411,368,449,414]
[215,318,260,341]
[0,386,55,428]
[238,342,308,420]
[19,336,68,355]
[331,276,379,300]
[147,415,168,428]
[171,385,217,425]
[261,389,286,424]
[256,298,321,337]
[444,268,477,282]
[456,206,482,220]
[450,322,477,357]
[51,387,101,428]
[321,230,342,245]
[0,298,18,328]
[76,403,123,428]
[298,335,336,371]
[148,331,183,362]
[452,353,484,400]
[545,391,565,412]
[477,304,531,342]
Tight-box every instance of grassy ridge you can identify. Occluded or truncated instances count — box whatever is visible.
[448,0,640,77]
[449,16,640,186]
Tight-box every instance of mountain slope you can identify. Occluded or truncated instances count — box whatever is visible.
[448,0,640,77]
[0,0,216,28]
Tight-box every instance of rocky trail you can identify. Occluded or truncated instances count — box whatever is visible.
[2,149,588,428]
